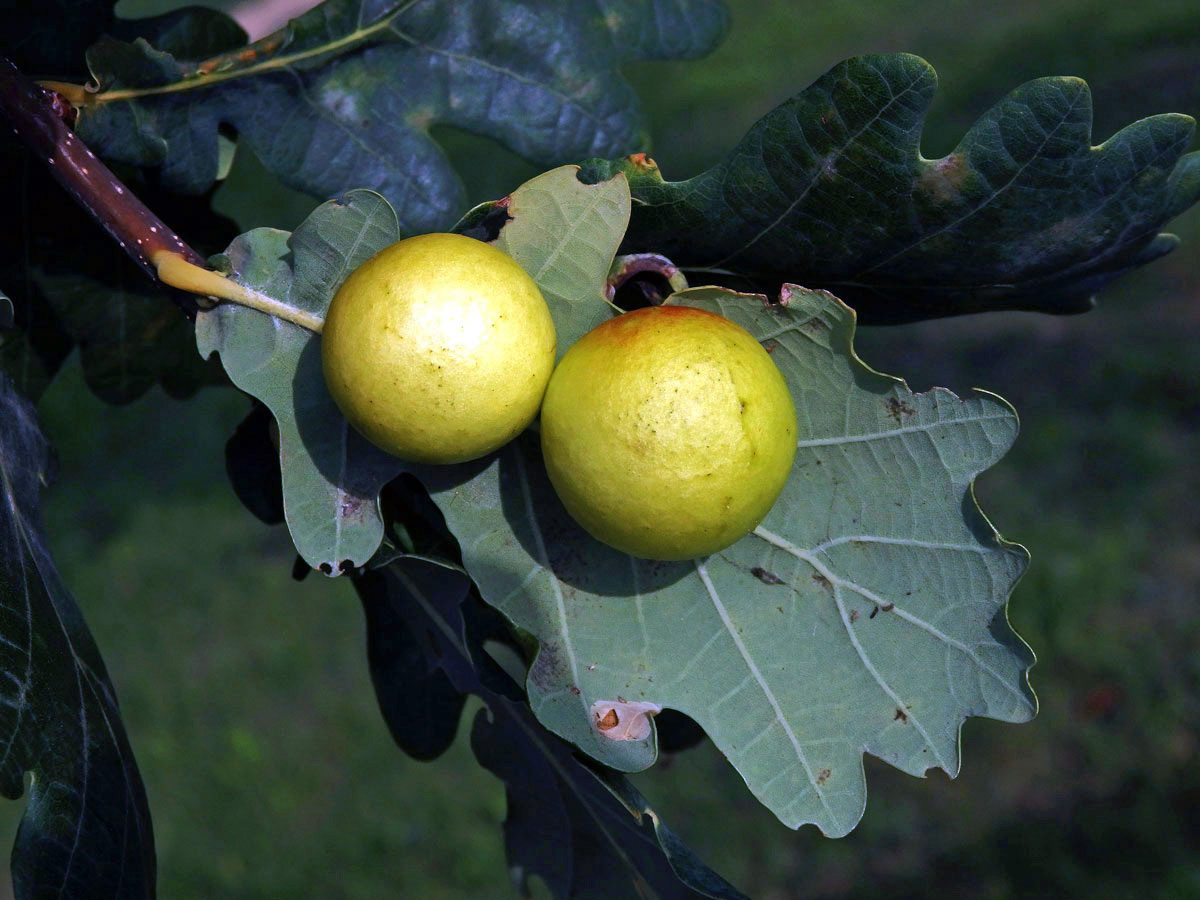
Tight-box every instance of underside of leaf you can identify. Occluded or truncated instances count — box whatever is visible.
[195,190,405,573]
[413,283,1036,837]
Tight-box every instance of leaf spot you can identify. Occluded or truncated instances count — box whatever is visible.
[751,566,785,585]
[591,699,661,741]
[320,87,362,122]
[917,152,970,203]
[885,397,917,423]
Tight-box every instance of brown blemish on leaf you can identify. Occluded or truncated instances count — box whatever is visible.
[751,566,784,585]
[885,396,916,424]
[812,573,832,590]
[763,339,779,354]
[259,36,283,57]
[774,286,797,308]
[894,708,908,723]
[529,643,565,690]
[918,153,970,204]
[591,699,661,740]
[849,609,859,623]
[816,768,832,785]
[569,686,580,696]
[406,107,436,130]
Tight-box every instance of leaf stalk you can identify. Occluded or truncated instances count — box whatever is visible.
[152,251,324,333]
[35,0,424,108]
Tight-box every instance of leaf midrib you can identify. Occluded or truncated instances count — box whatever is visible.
[85,2,418,104]
[694,561,840,828]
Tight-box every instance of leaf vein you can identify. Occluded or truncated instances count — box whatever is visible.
[695,561,839,827]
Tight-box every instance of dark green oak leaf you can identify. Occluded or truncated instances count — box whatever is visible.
[580,53,1200,323]
[0,373,155,897]
[114,6,249,62]
[357,563,467,761]
[408,284,1035,836]
[35,267,228,404]
[73,0,729,234]
[224,401,286,527]
[354,554,747,899]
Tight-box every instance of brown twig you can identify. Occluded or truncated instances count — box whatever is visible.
[1,55,323,332]
[1,55,206,281]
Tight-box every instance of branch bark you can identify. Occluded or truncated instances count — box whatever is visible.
[0,56,206,285]
[0,55,323,333]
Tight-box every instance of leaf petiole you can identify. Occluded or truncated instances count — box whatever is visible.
[152,251,324,333]
[36,80,89,106]
[37,0,424,109]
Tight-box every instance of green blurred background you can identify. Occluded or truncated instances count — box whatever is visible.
[6,0,1200,896]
